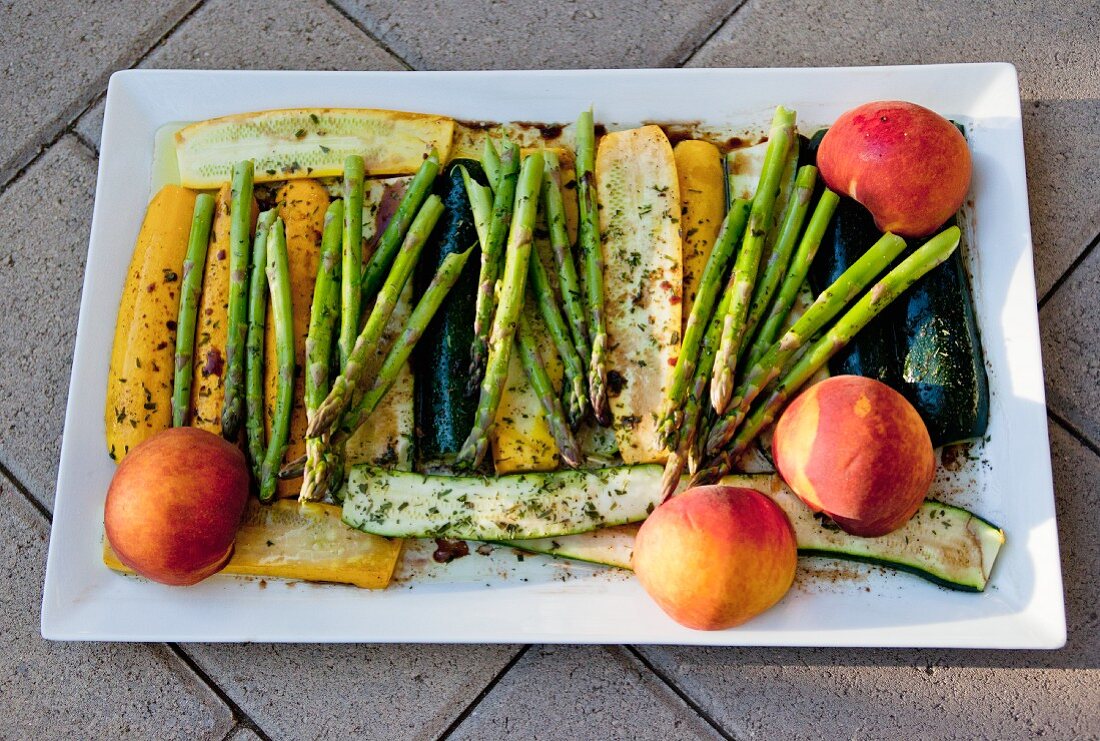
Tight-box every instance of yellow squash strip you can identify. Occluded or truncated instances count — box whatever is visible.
[176,108,456,188]
[673,140,725,323]
[345,176,416,471]
[264,179,329,497]
[105,185,197,460]
[104,499,402,588]
[190,184,258,434]
[597,125,683,464]
[491,300,564,473]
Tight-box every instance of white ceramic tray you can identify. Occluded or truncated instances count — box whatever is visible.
[42,65,1065,646]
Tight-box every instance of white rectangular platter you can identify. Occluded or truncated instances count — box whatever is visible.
[42,65,1065,646]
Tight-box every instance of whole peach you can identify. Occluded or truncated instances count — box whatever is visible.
[817,100,971,238]
[104,427,250,586]
[633,486,797,630]
[773,376,935,537]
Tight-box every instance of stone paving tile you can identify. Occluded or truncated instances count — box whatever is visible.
[689,0,1100,296]
[0,0,197,185]
[183,642,522,740]
[0,473,233,740]
[1040,240,1100,447]
[226,726,262,741]
[449,645,722,741]
[332,0,737,70]
[75,0,406,150]
[637,418,1099,739]
[0,136,96,510]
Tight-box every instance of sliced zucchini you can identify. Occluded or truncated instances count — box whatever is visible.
[502,474,1005,591]
[342,464,664,540]
[175,108,455,188]
[499,524,638,569]
[104,500,403,588]
[726,140,769,206]
[597,125,682,464]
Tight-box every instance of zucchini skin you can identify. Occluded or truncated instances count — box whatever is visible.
[805,129,989,446]
[414,159,486,466]
[894,222,990,446]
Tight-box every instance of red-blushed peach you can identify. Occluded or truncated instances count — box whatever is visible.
[773,375,934,537]
[817,100,971,238]
[104,427,250,586]
[632,486,797,630]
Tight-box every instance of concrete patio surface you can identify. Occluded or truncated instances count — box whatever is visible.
[1,0,1097,738]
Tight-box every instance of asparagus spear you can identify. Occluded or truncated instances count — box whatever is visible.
[709,106,796,414]
[171,193,216,427]
[738,164,817,365]
[308,195,445,438]
[334,246,476,447]
[259,218,294,503]
[575,109,610,425]
[693,226,962,486]
[542,150,590,362]
[468,139,520,392]
[705,229,907,456]
[516,313,582,468]
[300,200,344,502]
[528,248,589,427]
[221,160,255,439]
[660,279,737,498]
[656,199,751,450]
[244,209,278,475]
[360,151,440,308]
[457,151,545,468]
[743,189,840,369]
[482,137,503,191]
[460,165,493,250]
[339,155,365,369]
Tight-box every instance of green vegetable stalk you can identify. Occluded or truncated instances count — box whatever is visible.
[259,217,295,503]
[244,209,278,476]
[171,193,215,427]
[576,109,610,425]
[221,159,255,439]
[339,155,365,369]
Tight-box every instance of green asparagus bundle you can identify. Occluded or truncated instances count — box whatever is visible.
[693,226,962,486]
[336,246,475,445]
[656,199,751,451]
[171,193,216,427]
[528,248,589,427]
[542,150,590,363]
[705,230,907,456]
[308,195,445,438]
[339,154,366,369]
[259,217,294,503]
[244,209,278,476]
[221,159,255,439]
[468,139,520,392]
[516,313,582,468]
[457,150,545,468]
[738,164,818,366]
[709,106,796,415]
[360,151,440,308]
[743,189,840,369]
[575,109,611,425]
[300,200,344,502]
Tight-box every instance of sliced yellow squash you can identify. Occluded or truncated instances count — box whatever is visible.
[106,185,197,460]
[104,499,402,588]
[175,108,456,188]
[597,125,682,464]
[674,140,725,323]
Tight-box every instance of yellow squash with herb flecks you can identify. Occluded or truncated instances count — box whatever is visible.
[105,185,198,460]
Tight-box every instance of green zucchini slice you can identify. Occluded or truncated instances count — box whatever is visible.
[502,474,1005,592]
[342,464,664,540]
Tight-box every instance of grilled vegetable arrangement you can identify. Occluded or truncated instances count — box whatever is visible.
[101,100,1001,630]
